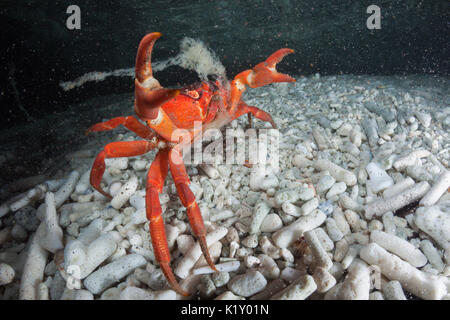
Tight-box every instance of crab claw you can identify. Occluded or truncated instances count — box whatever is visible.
[135,32,162,83]
[135,82,180,120]
[134,32,180,120]
[235,48,295,88]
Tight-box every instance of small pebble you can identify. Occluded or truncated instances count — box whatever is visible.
[227,270,267,297]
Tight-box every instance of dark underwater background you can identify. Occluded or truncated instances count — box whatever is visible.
[0,0,448,184]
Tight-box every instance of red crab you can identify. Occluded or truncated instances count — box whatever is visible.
[86,32,295,296]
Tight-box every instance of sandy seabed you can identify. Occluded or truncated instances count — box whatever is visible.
[0,73,449,300]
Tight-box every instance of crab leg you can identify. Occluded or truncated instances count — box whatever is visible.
[231,100,277,129]
[90,140,157,198]
[86,116,155,140]
[168,148,218,273]
[145,149,189,296]
[229,48,295,115]
[203,94,223,124]
[247,113,253,128]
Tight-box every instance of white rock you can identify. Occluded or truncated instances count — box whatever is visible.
[339,194,363,213]
[75,170,91,194]
[54,171,80,208]
[84,254,147,294]
[214,291,245,300]
[332,208,351,236]
[120,286,153,300]
[122,284,171,300]
[420,170,450,206]
[165,224,180,250]
[229,241,239,258]
[260,214,283,233]
[292,154,314,168]
[192,261,240,275]
[382,177,415,198]
[199,164,220,179]
[106,158,128,170]
[360,243,447,300]
[10,184,48,215]
[312,267,336,293]
[280,267,304,282]
[298,186,315,201]
[108,182,122,197]
[312,126,329,150]
[152,289,177,300]
[249,165,266,191]
[36,192,64,253]
[381,212,395,235]
[415,203,450,251]
[132,159,148,171]
[415,112,431,128]
[314,227,334,251]
[334,239,349,262]
[366,162,394,193]
[337,123,353,136]
[304,230,333,270]
[275,189,300,204]
[281,202,302,217]
[0,263,15,286]
[370,230,427,267]
[174,227,228,279]
[244,256,260,268]
[420,240,445,272]
[10,185,47,212]
[227,270,267,297]
[60,288,94,300]
[242,234,258,248]
[368,220,384,231]
[78,218,104,245]
[38,283,49,300]
[100,287,121,300]
[250,278,287,300]
[111,175,138,209]
[272,209,326,248]
[326,182,347,199]
[314,159,357,186]
[259,236,281,259]
[370,291,385,300]
[341,245,360,269]
[364,181,430,219]
[256,254,280,280]
[300,198,319,215]
[19,233,48,300]
[382,280,407,300]
[270,275,316,300]
[65,232,117,279]
[130,208,146,225]
[210,209,234,222]
[326,259,370,300]
[361,118,378,147]
[211,272,230,287]
[129,191,146,210]
[326,218,344,242]
[177,235,195,255]
[393,149,431,171]
[249,201,271,234]
[260,175,280,190]
[59,201,105,227]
